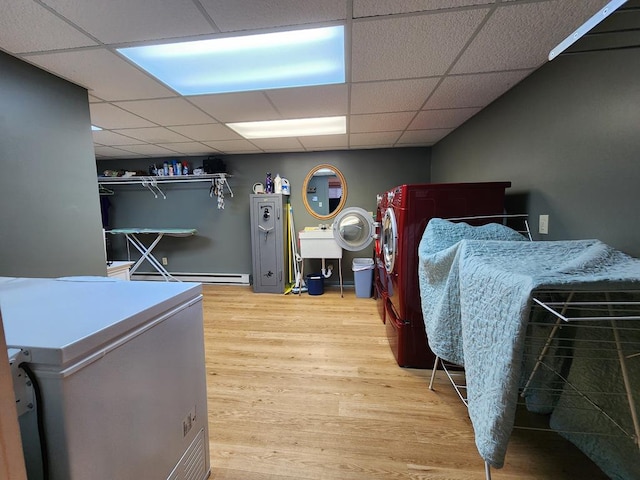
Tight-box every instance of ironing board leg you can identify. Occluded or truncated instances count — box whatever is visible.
[125,233,177,281]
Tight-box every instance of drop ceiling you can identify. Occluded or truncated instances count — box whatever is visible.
[0,0,613,158]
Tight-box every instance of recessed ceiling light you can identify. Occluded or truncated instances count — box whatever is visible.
[227,116,346,139]
[91,125,103,131]
[117,26,345,95]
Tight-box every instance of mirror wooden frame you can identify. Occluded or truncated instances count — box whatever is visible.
[302,164,348,220]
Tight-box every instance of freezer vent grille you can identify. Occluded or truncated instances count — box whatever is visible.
[167,428,208,480]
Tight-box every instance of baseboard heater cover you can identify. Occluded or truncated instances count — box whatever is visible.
[131,272,250,285]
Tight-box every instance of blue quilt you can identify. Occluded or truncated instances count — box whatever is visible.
[418,219,640,469]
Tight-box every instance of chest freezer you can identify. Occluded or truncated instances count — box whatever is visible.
[0,276,210,480]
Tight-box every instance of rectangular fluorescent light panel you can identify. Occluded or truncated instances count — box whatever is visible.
[227,116,346,139]
[91,125,102,131]
[117,26,345,95]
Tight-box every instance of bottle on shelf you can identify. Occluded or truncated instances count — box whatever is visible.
[274,173,282,194]
[265,172,273,194]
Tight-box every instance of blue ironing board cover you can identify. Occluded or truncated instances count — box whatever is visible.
[108,228,197,237]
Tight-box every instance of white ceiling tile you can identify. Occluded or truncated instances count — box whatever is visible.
[199,0,347,32]
[0,1,97,54]
[351,78,439,114]
[350,112,416,133]
[40,0,215,44]
[156,143,214,155]
[94,146,140,158]
[202,140,262,153]
[114,144,178,156]
[424,71,533,109]
[250,138,305,151]
[113,98,216,126]
[111,127,193,143]
[266,85,348,118]
[298,134,348,150]
[262,147,306,153]
[397,129,452,145]
[90,103,156,129]
[351,9,489,82]
[169,124,242,142]
[189,92,280,123]
[92,130,147,146]
[353,0,495,18]
[409,107,481,130]
[25,49,176,100]
[349,131,401,147]
[451,0,610,74]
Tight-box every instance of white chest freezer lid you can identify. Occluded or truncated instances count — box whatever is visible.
[0,277,202,368]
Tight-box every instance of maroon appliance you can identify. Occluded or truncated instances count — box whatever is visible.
[374,191,390,324]
[379,182,511,368]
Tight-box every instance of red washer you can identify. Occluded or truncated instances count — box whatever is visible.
[382,182,511,368]
[374,192,389,324]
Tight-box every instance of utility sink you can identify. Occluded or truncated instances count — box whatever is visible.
[299,228,342,258]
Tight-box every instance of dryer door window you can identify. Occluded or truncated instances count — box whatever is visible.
[332,207,376,251]
[381,207,397,274]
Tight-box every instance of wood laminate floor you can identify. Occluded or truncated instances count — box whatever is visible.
[202,285,609,480]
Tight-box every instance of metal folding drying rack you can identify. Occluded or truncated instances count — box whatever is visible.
[424,214,640,479]
[429,288,640,480]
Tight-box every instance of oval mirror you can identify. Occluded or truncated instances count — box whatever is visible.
[302,164,347,220]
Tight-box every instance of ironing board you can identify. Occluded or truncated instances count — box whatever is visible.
[108,228,197,281]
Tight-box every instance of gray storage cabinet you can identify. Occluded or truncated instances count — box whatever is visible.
[250,194,288,293]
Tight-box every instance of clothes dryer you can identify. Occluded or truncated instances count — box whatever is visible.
[381,182,511,368]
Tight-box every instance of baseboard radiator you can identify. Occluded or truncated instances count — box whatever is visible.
[131,272,250,285]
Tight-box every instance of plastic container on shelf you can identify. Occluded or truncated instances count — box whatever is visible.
[274,173,282,194]
[353,258,374,298]
[265,172,273,193]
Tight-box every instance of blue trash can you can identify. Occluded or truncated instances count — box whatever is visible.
[306,273,324,295]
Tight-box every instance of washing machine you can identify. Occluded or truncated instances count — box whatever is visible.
[374,192,390,324]
[381,182,511,368]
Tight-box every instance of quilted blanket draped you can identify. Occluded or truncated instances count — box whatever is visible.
[418,219,640,468]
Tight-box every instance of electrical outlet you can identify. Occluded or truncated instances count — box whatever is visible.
[539,215,549,235]
[162,257,168,265]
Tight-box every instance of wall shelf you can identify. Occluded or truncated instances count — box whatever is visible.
[98,173,232,207]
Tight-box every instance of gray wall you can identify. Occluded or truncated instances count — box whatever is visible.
[97,148,431,283]
[0,52,106,278]
[431,48,640,257]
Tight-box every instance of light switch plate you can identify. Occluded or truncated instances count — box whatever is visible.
[539,215,549,234]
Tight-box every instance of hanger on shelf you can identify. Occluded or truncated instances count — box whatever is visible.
[141,178,166,199]
[99,184,114,196]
